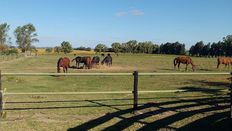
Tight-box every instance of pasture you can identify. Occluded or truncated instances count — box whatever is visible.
[0,53,231,131]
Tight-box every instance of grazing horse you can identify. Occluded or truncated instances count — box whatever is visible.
[217,57,232,69]
[92,56,100,67]
[101,54,112,66]
[174,56,196,71]
[72,56,92,69]
[57,57,70,73]
[72,56,82,68]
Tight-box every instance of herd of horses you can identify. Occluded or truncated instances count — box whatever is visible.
[174,56,232,71]
[57,54,112,73]
[57,54,232,73]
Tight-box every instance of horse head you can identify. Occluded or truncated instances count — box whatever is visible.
[192,64,196,72]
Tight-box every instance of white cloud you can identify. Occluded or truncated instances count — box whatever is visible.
[130,9,144,16]
[115,11,127,17]
[115,8,144,17]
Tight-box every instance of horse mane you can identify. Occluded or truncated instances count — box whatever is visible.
[101,56,107,64]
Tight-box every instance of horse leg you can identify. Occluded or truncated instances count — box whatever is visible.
[63,67,65,73]
[66,67,68,73]
[178,63,180,70]
[185,64,188,71]
[217,63,220,69]
[77,62,80,69]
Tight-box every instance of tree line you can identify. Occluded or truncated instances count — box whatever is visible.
[94,35,232,57]
[189,35,232,57]
[94,41,185,55]
[1,23,232,57]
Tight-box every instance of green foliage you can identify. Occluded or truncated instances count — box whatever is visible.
[223,35,232,56]
[14,24,39,53]
[54,46,62,54]
[0,23,10,45]
[189,35,232,57]
[0,48,19,55]
[45,48,53,53]
[159,42,185,55]
[74,46,91,51]
[0,43,8,52]
[137,41,156,54]
[94,44,108,52]
[60,41,72,54]
[111,42,121,54]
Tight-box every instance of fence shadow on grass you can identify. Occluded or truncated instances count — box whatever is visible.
[180,86,225,95]
[68,96,231,131]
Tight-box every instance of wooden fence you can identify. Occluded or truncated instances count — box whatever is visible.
[0,71,231,119]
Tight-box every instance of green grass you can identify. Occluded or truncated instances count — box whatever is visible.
[0,54,231,131]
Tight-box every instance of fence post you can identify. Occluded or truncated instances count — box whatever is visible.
[0,70,3,117]
[133,71,138,111]
[230,72,232,119]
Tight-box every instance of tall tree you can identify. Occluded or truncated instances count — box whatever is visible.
[125,40,138,53]
[0,23,10,45]
[194,41,204,56]
[0,23,10,52]
[223,35,232,56]
[14,24,39,53]
[201,43,211,57]
[61,41,72,54]
[111,42,121,55]
[94,44,108,53]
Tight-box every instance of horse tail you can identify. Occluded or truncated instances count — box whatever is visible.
[57,57,63,73]
[173,58,177,68]
[217,57,220,68]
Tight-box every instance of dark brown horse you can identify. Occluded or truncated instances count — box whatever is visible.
[57,57,71,73]
[101,54,112,67]
[174,56,196,71]
[72,56,92,69]
[91,56,100,68]
[217,57,232,68]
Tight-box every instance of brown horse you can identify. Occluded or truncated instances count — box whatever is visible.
[57,57,71,73]
[217,57,232,68]
[72,56,92,69]
[101,54,112,67]
[174,56,196,71]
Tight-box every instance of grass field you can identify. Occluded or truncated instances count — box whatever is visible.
[0,53,231,131]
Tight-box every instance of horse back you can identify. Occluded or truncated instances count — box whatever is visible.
[61,57,71,67]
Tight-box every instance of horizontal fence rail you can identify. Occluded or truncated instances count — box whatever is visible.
[1,72,230,76]
[4,89,230,95]
[0,71,231,119]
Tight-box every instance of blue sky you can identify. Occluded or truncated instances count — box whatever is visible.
[0,0,231,49]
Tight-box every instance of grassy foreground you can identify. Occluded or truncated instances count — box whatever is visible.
[0,53,231,131]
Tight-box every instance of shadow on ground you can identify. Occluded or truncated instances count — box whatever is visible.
[68,96,231,131]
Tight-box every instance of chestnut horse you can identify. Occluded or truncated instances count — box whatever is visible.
[57,57,71,73]
[217,57,232,68]
[174,56,196,71]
